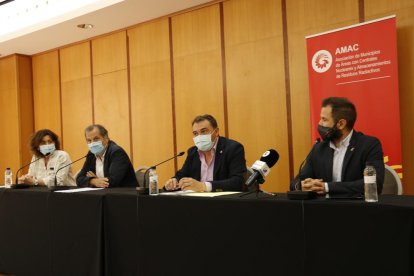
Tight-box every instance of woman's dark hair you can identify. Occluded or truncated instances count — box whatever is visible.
[30,129,61,157]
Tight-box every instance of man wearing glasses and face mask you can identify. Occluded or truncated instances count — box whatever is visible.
[76,124,138,188]
[164,114,246,192]
[290,97,385,196]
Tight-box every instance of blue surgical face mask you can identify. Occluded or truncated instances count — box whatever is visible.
[88,141,105,155]
[39,143,56,156]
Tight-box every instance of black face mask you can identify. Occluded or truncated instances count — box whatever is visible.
[317,124,341,142]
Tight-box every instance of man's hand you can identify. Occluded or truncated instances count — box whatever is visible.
[89,178,109,188]
[301,178,326,194]
[179,177,206,192]
[310,180,326,194]
[164,178,180,190]
[88,171,109,188]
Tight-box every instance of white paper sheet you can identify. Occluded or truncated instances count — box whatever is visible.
[159,191,241,197]
[54,187,104,193]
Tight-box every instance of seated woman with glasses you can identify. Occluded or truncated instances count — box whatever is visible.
[18,129,76,187]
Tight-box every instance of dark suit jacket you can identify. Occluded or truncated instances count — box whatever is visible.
[76,141,138,188]
[290,131,384,196]
[174,136,246,191]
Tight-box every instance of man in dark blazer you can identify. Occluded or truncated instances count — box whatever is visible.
[164,114,246,192]
[76,124,138,188]
[290,97,384,196]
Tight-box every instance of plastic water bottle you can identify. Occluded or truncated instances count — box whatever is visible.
[149,168,159,195]
[364,163,378,202]
[4,168,13,188]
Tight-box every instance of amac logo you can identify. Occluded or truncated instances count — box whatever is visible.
[311,50,332,73]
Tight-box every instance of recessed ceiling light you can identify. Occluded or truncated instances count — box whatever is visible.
[77,23,94,29]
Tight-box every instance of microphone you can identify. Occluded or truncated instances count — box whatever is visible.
[292,138,321,190]
[245,149,279,186]
[52,155,87,190]
[14,153,50,185]
[139,151,185,192]
[148,151,185,170]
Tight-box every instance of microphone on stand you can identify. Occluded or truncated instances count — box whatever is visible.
[137,151,185,194]
[240,149,279,198]
[245,149,279,186]
[12,153,50,189]
[50,155,87,191]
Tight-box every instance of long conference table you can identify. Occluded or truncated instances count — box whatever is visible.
[0,187,413,276]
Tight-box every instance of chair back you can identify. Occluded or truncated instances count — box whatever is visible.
[382,164,403,195]
[135,166,150,188]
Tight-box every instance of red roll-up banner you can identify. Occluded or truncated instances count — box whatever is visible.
[306,16,402,181]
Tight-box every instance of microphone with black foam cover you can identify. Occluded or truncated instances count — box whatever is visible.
[245,149,279,186]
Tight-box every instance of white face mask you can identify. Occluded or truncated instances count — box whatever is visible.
[39,143,56,156]
[193,134,214,151]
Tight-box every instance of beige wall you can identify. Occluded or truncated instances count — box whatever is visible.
[2,0,414,193]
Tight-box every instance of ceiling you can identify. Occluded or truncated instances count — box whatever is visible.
[0,0,212,57]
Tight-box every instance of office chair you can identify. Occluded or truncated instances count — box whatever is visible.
[382,164,403,195]
[135,166,149,188]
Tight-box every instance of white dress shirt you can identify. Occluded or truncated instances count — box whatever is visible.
[28,150,76,187]
[95,151,106,178]
[325,130,353,193]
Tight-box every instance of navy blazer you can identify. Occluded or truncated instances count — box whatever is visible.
[175,136,246,191]
[76,140,138,188]
[290,131,384,196]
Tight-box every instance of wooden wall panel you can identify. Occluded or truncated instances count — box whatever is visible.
[286,0,359,178]
[16,55,35,169]
[128,19,175,184]
[92,32,132,158]
[92,31,127,75]
[365,0,414,194]
[32,51,62,136]
[93,71,131,156]
[224,0,289,192]
[172,4,225,168]
[0,55,33,176]
[60,42,93,172]
[0,56,17,91]
[60,42,91,82]
[0,56,20,176]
